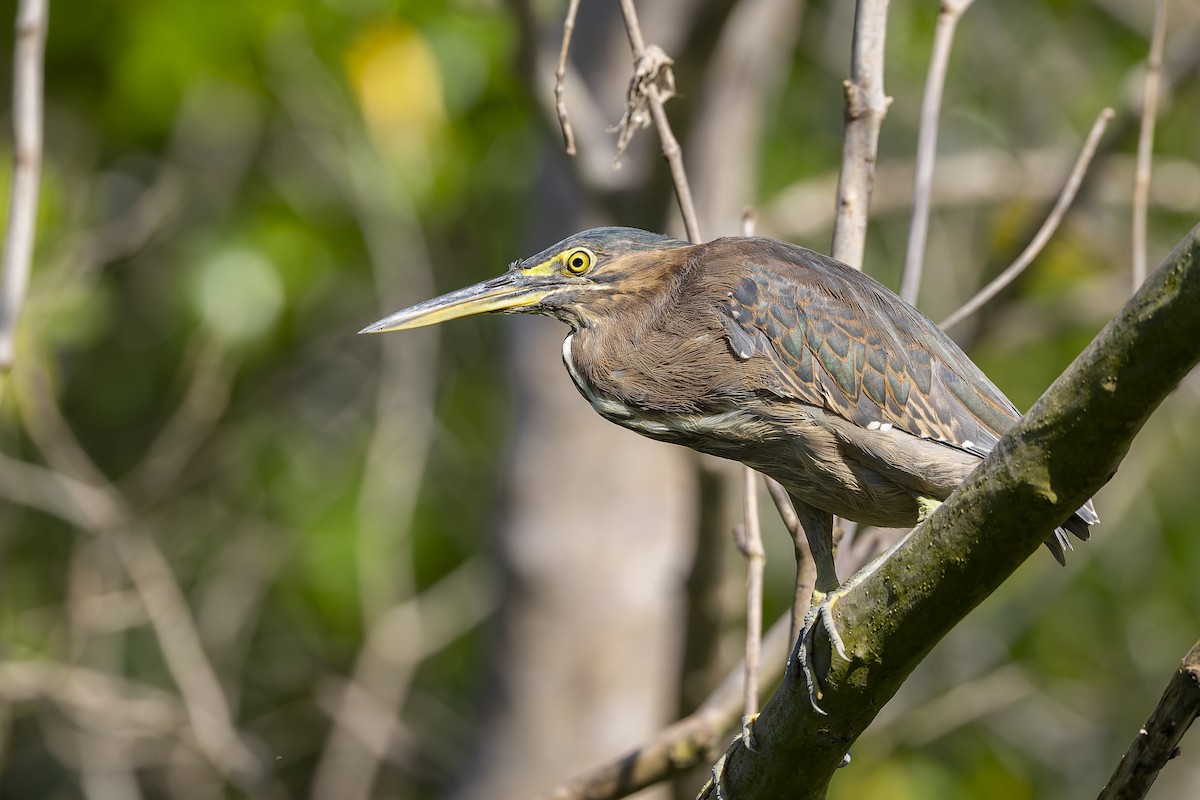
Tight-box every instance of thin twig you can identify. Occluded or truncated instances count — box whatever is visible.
[939,107,1114,330]
[1132,0,1168,290]
[554,0,581,156]
[616,0,702,242]
[826,0,891,551]
[0,0,49,369]
[737,210,766,722]
[763,477,816,647]
[830,0,892,269]
[899,0,975,305]
[1097,637,1200,800]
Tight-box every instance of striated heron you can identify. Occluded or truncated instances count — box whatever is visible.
[360,227,1098,705]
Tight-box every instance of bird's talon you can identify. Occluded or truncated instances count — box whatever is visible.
[794,621,828,714]
[817,599,849,661]
[740,713,760,753]
[699,753,727,800]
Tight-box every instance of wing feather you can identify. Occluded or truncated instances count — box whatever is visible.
[721,239,1020,457]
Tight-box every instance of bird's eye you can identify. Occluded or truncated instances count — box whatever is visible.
[564,248,593,275]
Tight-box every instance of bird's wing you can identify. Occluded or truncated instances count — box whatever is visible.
[719,240,1020,456]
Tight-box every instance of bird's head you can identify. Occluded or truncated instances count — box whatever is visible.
[359,227,690,334]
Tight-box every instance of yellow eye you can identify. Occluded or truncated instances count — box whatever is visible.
[564,248,593,275]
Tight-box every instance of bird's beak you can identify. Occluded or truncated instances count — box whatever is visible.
[358,272,556,334]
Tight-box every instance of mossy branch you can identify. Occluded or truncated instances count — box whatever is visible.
[705,221,1200,799]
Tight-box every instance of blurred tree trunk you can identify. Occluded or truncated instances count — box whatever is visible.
[452,5,705,798]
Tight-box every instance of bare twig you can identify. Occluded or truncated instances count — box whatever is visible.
[1132,0,1168,289]
[616,0,702,243]
[736,462,765,725]
[554,0,581,155]
[541,614,792,800]
[0,0,49,369]
[1098,637,1200,800]
[825,0,892,551]
[830,0,892,269]
[939,107,1114,330]
[763,477,816,647]
[735,209,766,723]
[899,0,976,305]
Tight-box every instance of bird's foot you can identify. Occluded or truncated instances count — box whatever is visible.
[697,714,759,800]
[740,712,760,753]
[786,589,850,714]
[916,495,943,523]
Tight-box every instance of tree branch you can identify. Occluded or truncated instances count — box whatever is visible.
[1098,638,1200,800]
[830,0,891,269]
[899,0,975,305]
[553,0,581,156]
[0,0,48,370]
[1132,0,1168,289]
[616,0,702,243]
[939,107,1113,330]
[703,222,1200,798]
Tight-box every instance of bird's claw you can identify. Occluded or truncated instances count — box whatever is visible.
[786,590,850,714]
[740,713,760,753]
[697,713,760,799]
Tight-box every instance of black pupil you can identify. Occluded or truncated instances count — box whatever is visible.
[572,256,584,269]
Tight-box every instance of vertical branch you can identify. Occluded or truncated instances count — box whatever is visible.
[763,477,816,647]
[737,212,764,722]
[1132,0,1168,290]
[830,0,892,269]
[0,0,49,370]
[616,0,703,243]
[827,0,892,572]
[899,0,975,306]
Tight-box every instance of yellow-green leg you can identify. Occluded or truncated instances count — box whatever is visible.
[787,497,942,712]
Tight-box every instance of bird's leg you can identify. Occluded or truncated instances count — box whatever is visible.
[786,495,947,712]
[916,495,942,522]
[820,496,940,608]
[785,502,848,713]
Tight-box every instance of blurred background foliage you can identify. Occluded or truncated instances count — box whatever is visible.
[0,0,1197,798]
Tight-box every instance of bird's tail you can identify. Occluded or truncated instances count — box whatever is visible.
[1043,499,1098,565]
